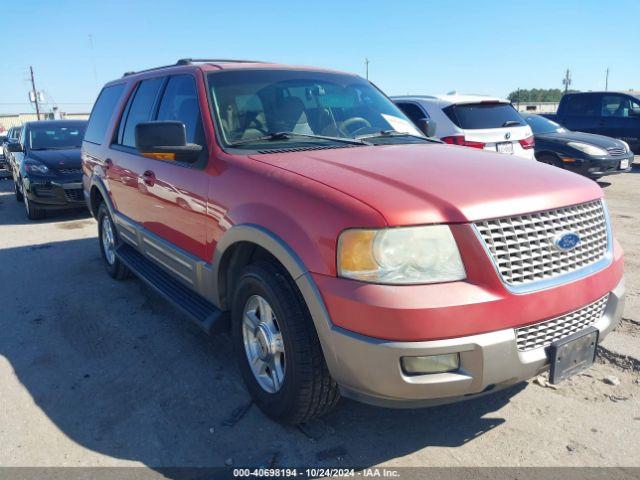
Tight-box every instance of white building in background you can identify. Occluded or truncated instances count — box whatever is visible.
[0,112,90,132]
[513,102,559,114]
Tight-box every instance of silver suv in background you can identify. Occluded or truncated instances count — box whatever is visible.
[392,94,535,160]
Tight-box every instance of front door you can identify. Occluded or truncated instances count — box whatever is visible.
[135,74,210,261]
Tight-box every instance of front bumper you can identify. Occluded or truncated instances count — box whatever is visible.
[562,153,634,177]
[24,177,86,209]
[325,277,625,408]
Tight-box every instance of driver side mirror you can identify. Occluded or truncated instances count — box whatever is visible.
[135,121,202,162]
[416,118,437,137]
[7,141,23,153]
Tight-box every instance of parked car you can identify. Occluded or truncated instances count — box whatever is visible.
[0,133,7,172]
[392,94,535,159]
[522,113,633,179]
[83,59,624,425]
[9,120,88,219]
[543,91,640,155]
[2,125,22,174]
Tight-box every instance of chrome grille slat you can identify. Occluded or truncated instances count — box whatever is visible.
[475,200,608,287]
[515,294,609,351]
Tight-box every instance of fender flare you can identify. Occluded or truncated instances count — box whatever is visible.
[88,176,115,217]
[211,224,307,307]
[210,224,342,373]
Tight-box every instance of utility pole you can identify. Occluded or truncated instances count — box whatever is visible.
[562,69,572,94]
[30,66,41,120]
[605,68,609,91]
[365,58,369,80]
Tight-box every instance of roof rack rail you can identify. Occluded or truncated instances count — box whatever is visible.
[176,58,267,65]
[123,58,267,77]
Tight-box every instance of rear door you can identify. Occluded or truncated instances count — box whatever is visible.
[558,93,600,133]
[599,94,640,154]
[108,77,165,224]
[134,74,209,261]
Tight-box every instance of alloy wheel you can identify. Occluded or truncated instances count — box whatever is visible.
[242,294,286,393]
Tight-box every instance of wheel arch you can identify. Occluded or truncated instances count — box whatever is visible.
[212,224,307,310]
[88,176,115,218]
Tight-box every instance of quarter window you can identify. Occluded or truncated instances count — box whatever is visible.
[119,78,164,148]
[85,84,125,144]
[396,103,428,126]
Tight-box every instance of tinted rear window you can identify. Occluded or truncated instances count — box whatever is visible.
[85,84,125,144]
[443,103,524,129]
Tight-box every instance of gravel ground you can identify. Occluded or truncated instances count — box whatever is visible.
[0,166,638,473]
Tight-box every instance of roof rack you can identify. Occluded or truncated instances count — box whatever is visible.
[176,58,267,65]
[123,58,267,77]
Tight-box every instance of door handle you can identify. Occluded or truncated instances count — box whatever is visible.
[142,170,156,186]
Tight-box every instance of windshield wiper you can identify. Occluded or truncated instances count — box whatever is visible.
[502,120,522,127]
[355,130,441,143]
[227,131,370,147]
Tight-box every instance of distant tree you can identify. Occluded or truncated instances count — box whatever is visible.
[508,88,579,103]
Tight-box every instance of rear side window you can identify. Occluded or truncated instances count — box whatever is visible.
[396,103,428,125]
[84,84,125,144]
[564,94,599,116]
[443,103,524,129]
[119,78,164,148]
[157,75,205,145]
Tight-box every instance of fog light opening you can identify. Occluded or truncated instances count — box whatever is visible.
[401,353,460,375]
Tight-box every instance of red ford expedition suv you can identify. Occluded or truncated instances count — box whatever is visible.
[82,59,625,425]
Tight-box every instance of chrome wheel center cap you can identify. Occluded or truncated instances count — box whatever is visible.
[255,323,273,361]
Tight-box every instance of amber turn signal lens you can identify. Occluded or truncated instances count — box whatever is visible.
[143,152,175,161]
[337,229,378,274]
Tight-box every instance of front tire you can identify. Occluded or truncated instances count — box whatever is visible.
[24,190,45,220]
[537,154,561,168]
[97,203,130,280]
[231,261,339,424]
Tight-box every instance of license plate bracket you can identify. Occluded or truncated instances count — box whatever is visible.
[496,142,514,154]
[549,326,599,384]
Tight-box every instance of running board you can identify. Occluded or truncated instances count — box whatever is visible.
[116,244,228,334]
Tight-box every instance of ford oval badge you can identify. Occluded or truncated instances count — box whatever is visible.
[554,232,581,252]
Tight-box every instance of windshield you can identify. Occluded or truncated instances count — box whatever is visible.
[207,70,422,147]
[443,102,525,129]
[28,124,87,150]
[524,115,566,134]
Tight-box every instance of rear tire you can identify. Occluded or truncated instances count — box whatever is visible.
[97,203,130,280]
[231,261,339,424]
[14,178,23,202]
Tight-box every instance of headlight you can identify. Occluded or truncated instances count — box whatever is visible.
[566,142,607,156]
[337,225,466,284]
[25,161,49,175]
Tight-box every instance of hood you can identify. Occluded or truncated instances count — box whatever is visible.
[250,143,602,225]
[27,149,81,169]
[538,131,626,150]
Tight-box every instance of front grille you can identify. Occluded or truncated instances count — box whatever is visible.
[58,167,83,175]
[64,188,84,202]
[606,147,626,156]
[515,294,609,351]
[474,200,608,288]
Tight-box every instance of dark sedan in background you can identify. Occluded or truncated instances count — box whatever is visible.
[7,120,88,219]
[522,113,634,179]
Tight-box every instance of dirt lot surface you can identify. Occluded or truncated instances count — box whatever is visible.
[0,166,638,473]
